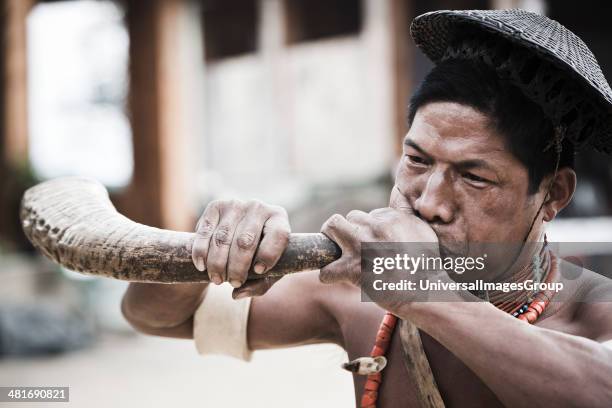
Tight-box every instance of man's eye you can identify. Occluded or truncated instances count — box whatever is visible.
[407,155,427,165]
[463,173,488,183]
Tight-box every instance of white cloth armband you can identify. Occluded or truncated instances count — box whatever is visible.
[193,283,253,361]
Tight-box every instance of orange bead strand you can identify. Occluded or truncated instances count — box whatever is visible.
[360,313,397,408]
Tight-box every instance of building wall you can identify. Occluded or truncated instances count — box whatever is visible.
[198,0,396,206]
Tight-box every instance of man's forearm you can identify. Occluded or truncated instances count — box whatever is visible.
[397,301,612,407]
[122,283,208,330]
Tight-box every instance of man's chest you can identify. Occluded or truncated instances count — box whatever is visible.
[342,305,503,407]
[339,297,583,407]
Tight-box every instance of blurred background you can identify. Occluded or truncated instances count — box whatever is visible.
[1,0,612,407]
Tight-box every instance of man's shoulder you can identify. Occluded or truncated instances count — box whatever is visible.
[555,261,612,341]
[563,261,612,303]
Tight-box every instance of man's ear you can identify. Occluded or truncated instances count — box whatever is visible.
[541,167,577,222]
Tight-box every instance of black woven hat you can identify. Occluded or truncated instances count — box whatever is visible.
[410,9,612,154]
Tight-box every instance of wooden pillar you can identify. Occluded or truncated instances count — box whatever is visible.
[123,0,195,231]
[1,0,34,168]
[390,0,413,152]
[0,0,35,249]
[1,2,5,167]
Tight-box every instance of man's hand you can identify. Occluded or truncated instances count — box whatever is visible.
[319,186,438,287]
[192,199,291,299]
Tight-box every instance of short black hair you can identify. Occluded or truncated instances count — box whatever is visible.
[408,59,574,195]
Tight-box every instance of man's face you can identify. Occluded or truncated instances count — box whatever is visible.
[395,102,544,259]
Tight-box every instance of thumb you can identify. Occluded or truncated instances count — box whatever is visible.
[389,186,413,214]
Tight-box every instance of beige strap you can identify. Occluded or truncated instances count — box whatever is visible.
[399,319,445,408]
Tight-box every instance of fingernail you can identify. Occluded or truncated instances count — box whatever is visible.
[229,279,242,288]
[211,275,222,285]
[254,262,267,274]
[195,257,205,271]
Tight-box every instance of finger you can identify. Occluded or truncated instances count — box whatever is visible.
[320,214,365,286]
[321,213,359,250]
[206,203,245,284]
[319,259,352,285]
[369,207,395,219]
[389,185,414,214]
[226,203,268,288]
[232,276,282,299]
[253,209,291,274]
[192,201,220,273]
[346,209,370,225]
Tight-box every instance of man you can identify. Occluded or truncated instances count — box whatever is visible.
[122,10,612,407]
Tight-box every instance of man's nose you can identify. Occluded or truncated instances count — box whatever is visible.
[413,170,455,224]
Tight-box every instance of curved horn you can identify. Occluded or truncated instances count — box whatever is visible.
[20,177,341,283]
